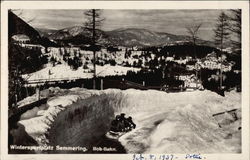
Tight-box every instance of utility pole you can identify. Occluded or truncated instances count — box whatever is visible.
[92,9,96,89]
[220,28,223,89]
[220,46,223,89]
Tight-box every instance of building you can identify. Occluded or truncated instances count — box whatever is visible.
[178,74,203,90]
[12,34,30,43]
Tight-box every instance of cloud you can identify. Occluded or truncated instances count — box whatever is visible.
[13,9,230,40]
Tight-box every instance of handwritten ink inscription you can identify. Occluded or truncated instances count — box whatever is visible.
[133,154,175,160]
[133,154,205,160]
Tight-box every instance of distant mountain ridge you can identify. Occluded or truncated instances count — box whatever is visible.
[10,11,216,48]
[37,26,215,47]
[36,28,58,38]
[105,28,191,47]
[47,26,88,40]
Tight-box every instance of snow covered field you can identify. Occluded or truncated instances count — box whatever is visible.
[22,64,140,82]
[10,88,241,154]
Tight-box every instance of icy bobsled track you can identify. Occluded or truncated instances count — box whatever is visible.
[9,88,241,154]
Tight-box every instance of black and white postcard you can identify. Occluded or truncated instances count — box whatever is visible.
[1,1,249,160]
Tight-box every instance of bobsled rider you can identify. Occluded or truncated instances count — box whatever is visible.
[118,113,126,132]
[110,113,136,132]
[125,116,136,131]
[110,115,121,132]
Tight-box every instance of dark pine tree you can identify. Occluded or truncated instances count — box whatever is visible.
[83,9,104,89]
[229,9,241,52]
[213,11,230,89]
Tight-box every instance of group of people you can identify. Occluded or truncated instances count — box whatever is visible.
[110,113,136,132]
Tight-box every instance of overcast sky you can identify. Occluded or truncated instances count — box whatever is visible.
[13,9,230,41]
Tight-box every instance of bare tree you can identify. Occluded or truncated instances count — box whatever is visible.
[213,11,230,89]
[83,9,104,89]
[11,9,36,24]
[10,9,23,16]
[185,23,202,58]
[185,23,202,86]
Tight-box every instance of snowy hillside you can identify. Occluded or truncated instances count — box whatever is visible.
[10,88,241,153]
[105,28,190,47]
[22,64,140,82]
[48,26,90,40]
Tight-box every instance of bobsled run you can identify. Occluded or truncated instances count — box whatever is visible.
[9,88,241,154]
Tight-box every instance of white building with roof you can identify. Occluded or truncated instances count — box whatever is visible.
[12,34,30,43]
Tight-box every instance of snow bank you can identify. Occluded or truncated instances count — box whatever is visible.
[10,88,241,153]
[117,90,241,153]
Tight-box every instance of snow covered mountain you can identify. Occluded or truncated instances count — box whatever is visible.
[37,26,214,47]
[36,28,58,38]
[48,26,90,40]
[104,28,190,47]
